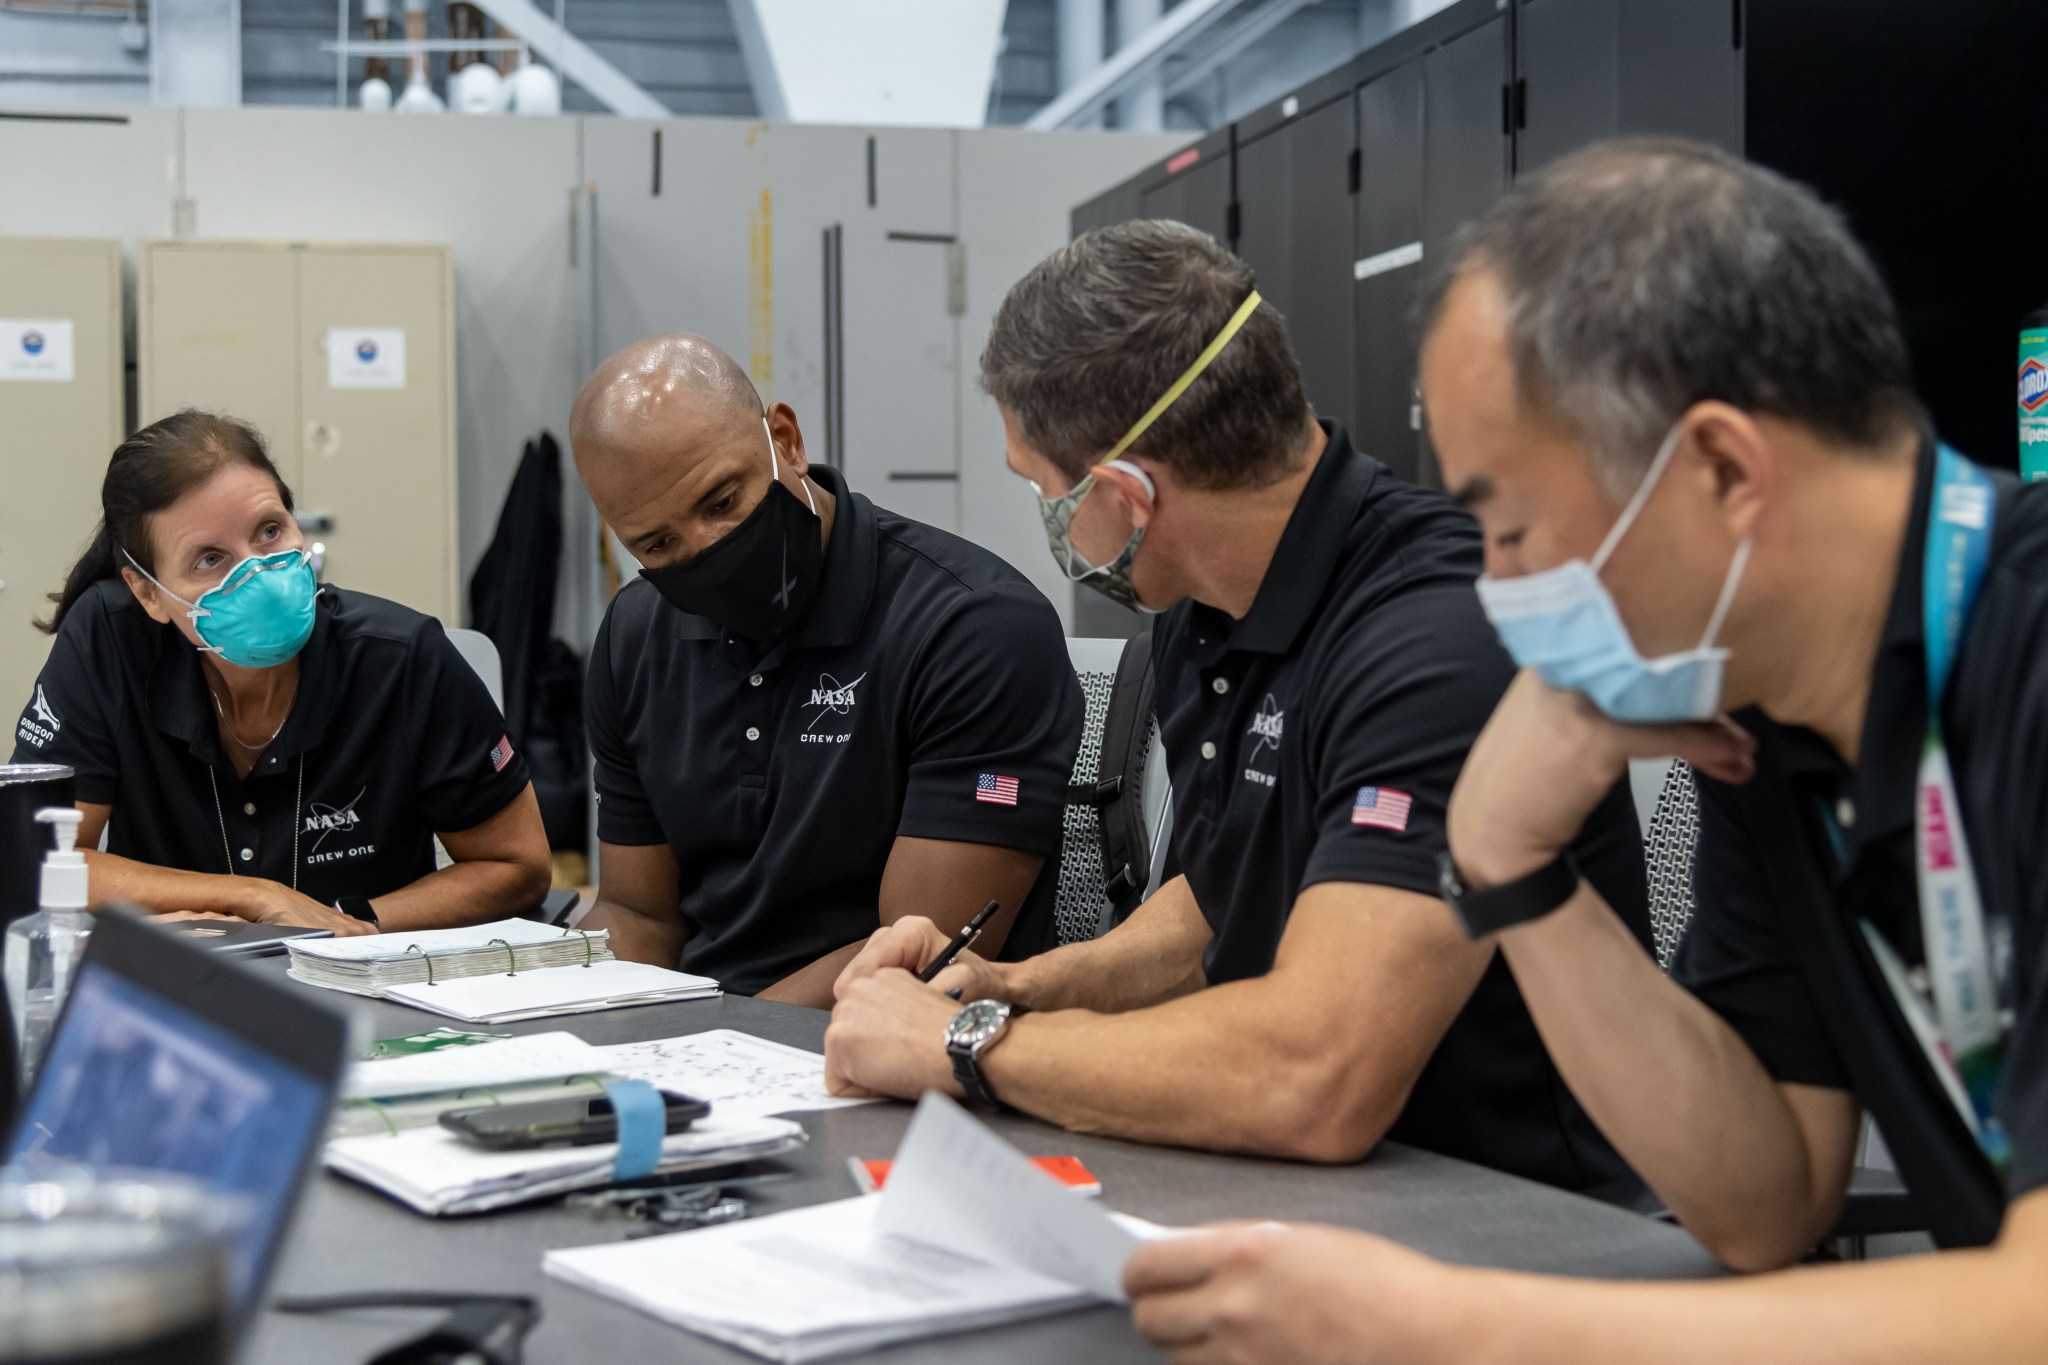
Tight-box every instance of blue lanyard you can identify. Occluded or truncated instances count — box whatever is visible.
[1923,445,1996,715]
[1878,445,2008,1165]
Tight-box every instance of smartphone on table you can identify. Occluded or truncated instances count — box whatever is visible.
[440,1090,709,1151]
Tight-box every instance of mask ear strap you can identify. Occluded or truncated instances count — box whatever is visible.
[120,548,205,617]
[765,417,818,516]
[1592,422,1688,573]
[1102,459,1157,505]
[1698,537,1752,650]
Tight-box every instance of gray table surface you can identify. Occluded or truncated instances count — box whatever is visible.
[246,964,1719,1364]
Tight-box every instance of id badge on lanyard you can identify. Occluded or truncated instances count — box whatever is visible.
[1858,445,2012,1168]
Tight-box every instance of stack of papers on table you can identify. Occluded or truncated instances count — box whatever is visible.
[334,1031,614,1135]
[345,1031,610,1101]
[327,1112,807,1215]
[545,1093,1174,1362]
[379,960,719,1023]
[287,919,720,1021]
[288,919,615,993]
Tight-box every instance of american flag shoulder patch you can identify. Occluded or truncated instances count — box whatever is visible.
[976,772,1020,806]
[1351,786,1412,832]
[490,733,516,773]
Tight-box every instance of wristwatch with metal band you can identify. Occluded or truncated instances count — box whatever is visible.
[1437,849,1582,939]
[943,999,1014,1107]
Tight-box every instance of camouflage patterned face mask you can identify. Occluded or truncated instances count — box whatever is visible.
[1026,288,1264,617]
[1032,461,1156,615]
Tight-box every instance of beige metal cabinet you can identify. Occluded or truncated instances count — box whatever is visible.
[0,238,124,717]
[139,241,458,624]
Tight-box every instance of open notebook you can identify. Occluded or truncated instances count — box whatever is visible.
[545,1093,1177,1362]
[288,919,718,1022]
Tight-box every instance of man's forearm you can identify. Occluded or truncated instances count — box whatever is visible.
[1497,888,1854,1268]
[982,976,1389,1160]
[364,857,549,933]
[1004,875,1210,1013]
[1446,1228,2048,1365]
[580,898,687,967]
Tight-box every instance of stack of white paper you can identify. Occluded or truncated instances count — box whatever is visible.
[288,919,616,994]
[544,1094,1173,1361]
[286,919,721,1021]
[379,959,720,1023]
[327,1112,807,1215]
[344,1031,611,1102]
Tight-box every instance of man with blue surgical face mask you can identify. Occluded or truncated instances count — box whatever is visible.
[1116,140,2048,1365]
[824,220,1657,1196]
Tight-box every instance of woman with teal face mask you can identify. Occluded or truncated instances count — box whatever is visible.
[10,411,552,939]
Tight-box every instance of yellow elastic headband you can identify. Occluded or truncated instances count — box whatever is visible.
[1101,290,1263,464]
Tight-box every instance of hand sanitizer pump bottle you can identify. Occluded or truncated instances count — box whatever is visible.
[5,807,91,1088]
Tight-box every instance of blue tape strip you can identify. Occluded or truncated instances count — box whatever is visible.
[604,1079,665,1181]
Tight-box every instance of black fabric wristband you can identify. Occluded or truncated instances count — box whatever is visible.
[1438,849,1581,939]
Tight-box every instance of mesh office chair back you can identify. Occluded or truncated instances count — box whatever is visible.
[1643,761,1702,971]
[1053,636,1171,945]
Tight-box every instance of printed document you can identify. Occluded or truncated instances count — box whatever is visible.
[544,1093,1176,1361]
[595,1030,875,1119]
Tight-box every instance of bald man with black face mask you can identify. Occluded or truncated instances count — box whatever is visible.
[569,334,1081,1008]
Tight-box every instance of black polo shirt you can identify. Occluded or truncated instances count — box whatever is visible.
[1152,422,1652,1194]
[11,579,531,902]
[1678,442,2048,1248]
[586,467,1081,996]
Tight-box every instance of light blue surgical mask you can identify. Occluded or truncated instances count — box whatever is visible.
[1474,424,1752,724]
[123,548,321,670]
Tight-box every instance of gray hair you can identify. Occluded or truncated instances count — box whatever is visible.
[981,219,1310,490]
[1419,138,1925,494]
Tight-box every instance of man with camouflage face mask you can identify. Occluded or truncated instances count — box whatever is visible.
[824,221,1655,1195]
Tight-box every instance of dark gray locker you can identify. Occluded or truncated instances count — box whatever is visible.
[1235,127,1298,327]
[1618,0,1742,153]
[1237,97,1359,434]
[1516,0,1621,174]
[1072,179,1145,236]
[1422,17,1511,263]
[1418,16,1510,485]
[1139,155,1235,246]
[1352,63,1425,481]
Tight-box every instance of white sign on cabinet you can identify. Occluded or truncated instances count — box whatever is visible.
[326,327,408,389]
[0,319,75,382]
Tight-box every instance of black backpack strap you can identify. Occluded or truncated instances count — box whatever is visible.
[1094,630,1157,917]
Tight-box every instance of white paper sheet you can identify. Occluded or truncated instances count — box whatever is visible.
[380,959,719,1023]
[595,1030,875,1119]
[343,1030,609,1101]
[875,1092,1142,1302]
[542,1096,1170,1360]
[291,917,587,962]
[544,1196,1092,1363]
[328,1112,805,1216]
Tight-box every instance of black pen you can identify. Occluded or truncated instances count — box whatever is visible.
[917,899,999,984]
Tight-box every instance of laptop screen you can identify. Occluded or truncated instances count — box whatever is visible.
[6,954,334,1312]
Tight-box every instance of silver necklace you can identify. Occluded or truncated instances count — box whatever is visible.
[209,755,304,892]
[210,678,297,753]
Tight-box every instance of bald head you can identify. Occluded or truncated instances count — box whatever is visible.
[571,333,824,571]
[572,333,764,471]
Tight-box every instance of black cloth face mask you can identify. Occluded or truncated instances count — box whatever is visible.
[639,419,825,639]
